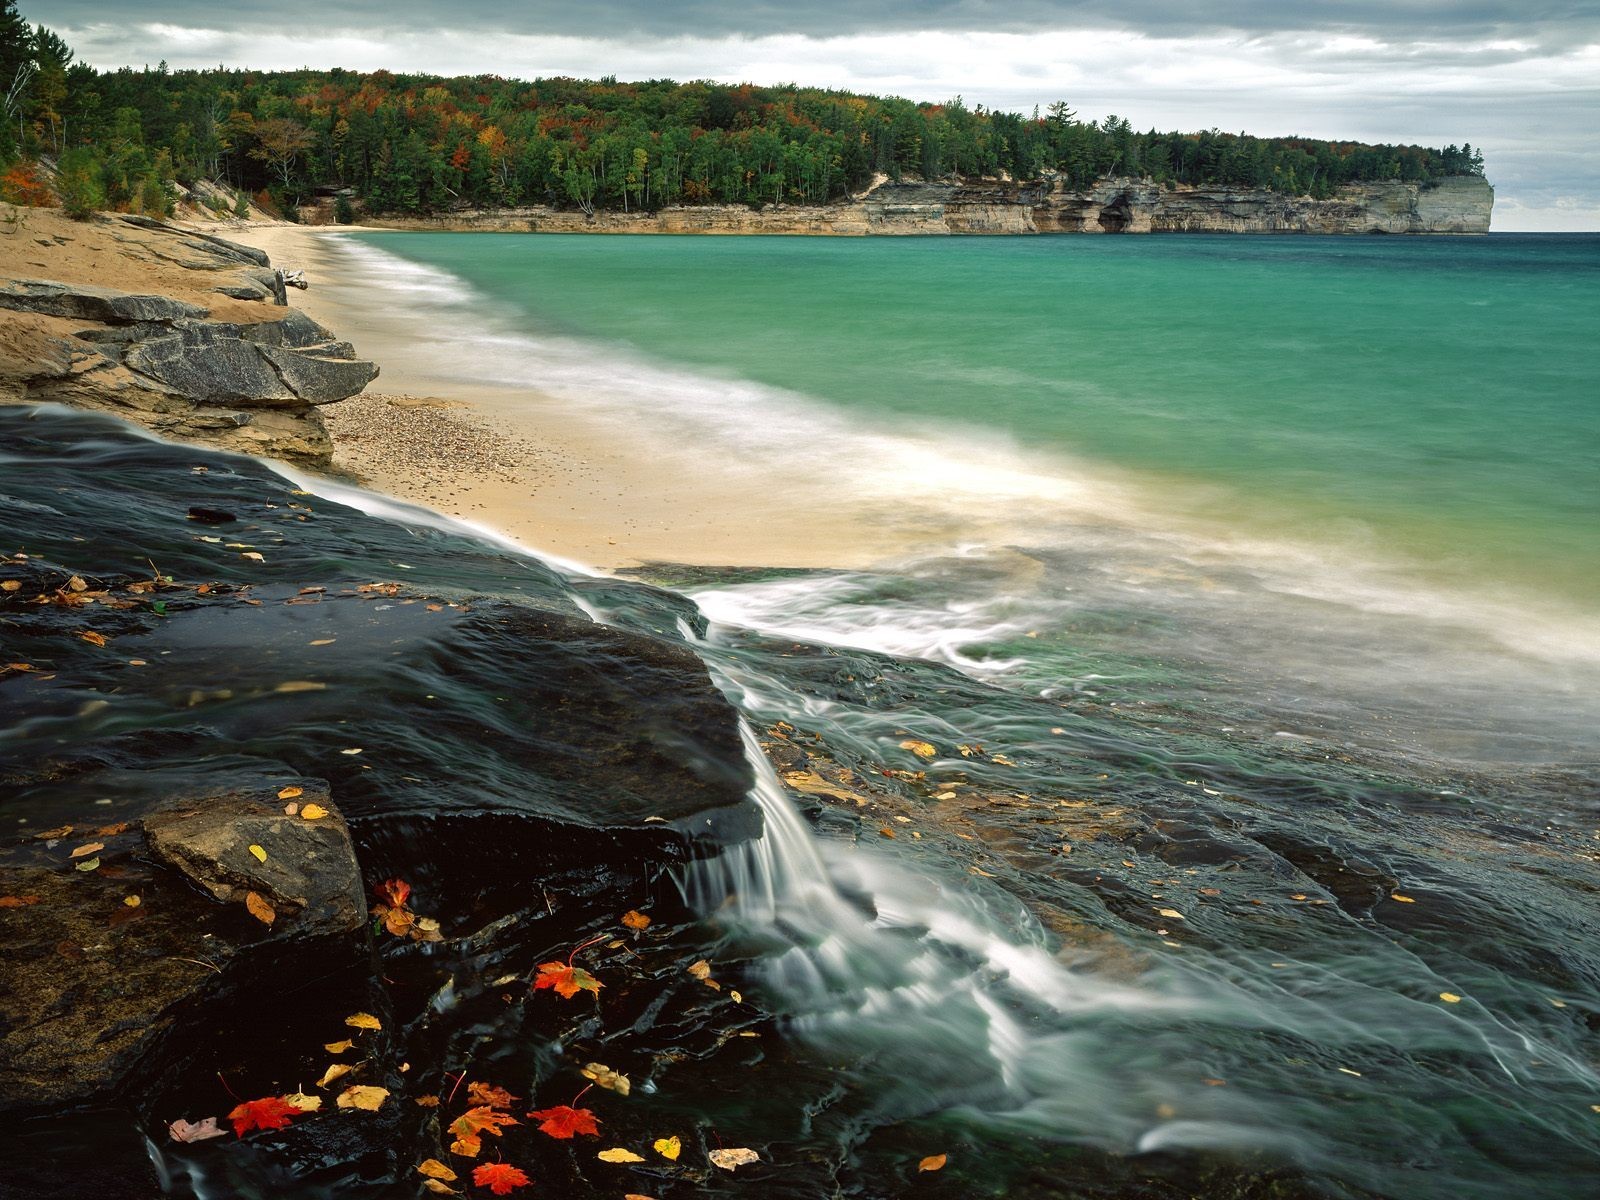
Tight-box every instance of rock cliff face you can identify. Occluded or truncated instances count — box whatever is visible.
[0,210,376,464]
[374,174,1492,236]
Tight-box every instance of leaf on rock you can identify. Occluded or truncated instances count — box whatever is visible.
[345,1011,382,1031]
[80,630,108,647]
[709,1148,759,1171]
[382,906,416,937]
[283,1092,323,1113]
[918,1154,948,1172]
[244,891,276,926]
[448,1106,518,1157]
[241,552,265,562]
[580,1062,630,1096]
[300,803,329,820]
[0,894,41,907]
[418,1159,458,1182]
[532,961,602,999]
[899,739,937,760]
[596,1148,644,1163]
[471,1163,531,1194]
[228,1095,302,1137]
[528,1104,600,1139]
[422,1181,459,1196]
[324,1039,354,1054]
[74,856,100,872]
[686,960,712,981]
[621,909,651,930]
[277,786,303,800]
[316,1062,353,1089]
[69,842,104,859]
[1156,908,1184,920]
[1440,992,1462,1004]
[336,1085,389,1111]
[248,844,268,863]
[466,1082,521,1109]
[375,878,411,908]
[31,826,72,840]
[652,1135,681,1161]
[168,1116,227,1143]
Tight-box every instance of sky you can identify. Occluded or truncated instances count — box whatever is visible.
[27,1,1600,230]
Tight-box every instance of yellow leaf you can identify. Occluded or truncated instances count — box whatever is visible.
[248,844,267,863]
[301,803,329,820]
[244,890,276,926]
[899,739,937,760]
[621,909,651,930]
[277,786,304,800]
[283,1092,323,1112]
[686,960,712,980]
[345,1011,381,1031]
[309,638,336,646]
[69,842,104,859]
[1439,992,1462,1004]
[80,630,108,647]
[417,1159,458,1182]
[597,1148,645,1163]
[242,552,265,562]
[708,1148,759,1171]
[1391,894,1416,903]
[316,1062,354,1089]
[652,1136,681,1161]
[421,1181,458,1195]
[74,856,100,872]
[968,866,995,877]
[730,990,743,1004]
[1157,908,1184,920]
[580,1062,632,1096]
[918,1154,947,1172]
[336,1085,389,1111]
[123,895,141,908]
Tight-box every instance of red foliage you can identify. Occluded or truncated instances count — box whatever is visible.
[526,1104,600,1139]
[472,1162,531,1194]
[531,961,601,1000]
[374,877,411,908]
[227,1095,302,1137]
[0,162,55,207]
[449,1105,519,1157]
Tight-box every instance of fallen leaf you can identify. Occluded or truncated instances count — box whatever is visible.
[336,1085,389,1111]
[69,842,104,859]
[422,1181,458,1195]
[241,552,265,562]
[244,891,276,925]
[899,739,937,760]
[228,1095,302,1137]
[80,630,108,647]
[686,960,712,981]
[345,1011,381,1031]
[448,1106,518,1157]
[94,822,129,836]
[730,989,743,1004]
[1440,992,1462,1004]
[415,1095,442,1107]
[709,1148,759,1171]
[528,1104,600,1139]
[0,579,19,591]
[248,844,267,863]
[316,1062,353,1089]
[918,1153,947,1172]
[0,895,41,907]
[467,1082,521,1109]
[309,638,336,646]
[472,1163,531,1194]
[1337,1067,1363,1077]
[597,1148,645,1164]
[168,1116,227,1143]
[277,786,304,800]
[653,1135,681,1161]
[968,866,995,878]
[1391,894,1416,903]
[323,1039,354,1054]
[283,1092,323,1113]
[375,878,411,908]
[31,826,72,840]
[300,803,329,820]
[580,1062,631,1096]
[418,1159,458,1182]
[621,909,651,930]
[1157,908,1184,920]
[532,960,602,999]
[74,856,100,872]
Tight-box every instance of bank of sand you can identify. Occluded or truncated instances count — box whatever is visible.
[223,222,944,573]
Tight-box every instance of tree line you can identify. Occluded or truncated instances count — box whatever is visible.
[0,1,1487,220]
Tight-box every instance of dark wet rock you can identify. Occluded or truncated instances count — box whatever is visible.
[144,782,366,936]
[123,321,298,405]
[185,505,237,524]
[0,277,208,324]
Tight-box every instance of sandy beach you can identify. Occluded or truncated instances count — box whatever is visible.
[223,222,944,573]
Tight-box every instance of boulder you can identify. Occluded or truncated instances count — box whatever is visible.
[0,278,208,324]
[258,342,380,404]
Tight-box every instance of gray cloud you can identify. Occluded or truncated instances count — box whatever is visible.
[21,0,1600,45]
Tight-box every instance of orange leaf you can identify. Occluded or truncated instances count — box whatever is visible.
[918,1153,947,1172]
[80,630,108,647]
[621,909,651,930]
[227,1095,302,1137]
[466,1082,521,1109]
[0,894,41,907]
[532,961,602,999]
[471,1163,531,1195]
[527,1104,600,1139]
[448,1106,518,1158]
[375,877,411,908]
[244,891,276,926]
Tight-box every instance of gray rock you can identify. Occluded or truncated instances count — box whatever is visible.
[213,280,270,301]
[143,781,366,937]
[260,343,380,404]
[124,323,299,406]
[117,214,273,267]
[0,278,208,324]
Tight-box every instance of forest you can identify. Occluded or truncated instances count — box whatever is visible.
[0,1,1487,219]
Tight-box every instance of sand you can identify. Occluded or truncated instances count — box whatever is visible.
[222,221,920,573]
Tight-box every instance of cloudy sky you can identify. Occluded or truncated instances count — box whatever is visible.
[28,1,1600,230]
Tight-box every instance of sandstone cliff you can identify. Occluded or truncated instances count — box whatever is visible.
[367,174,1492,237]
[0,209,377,464]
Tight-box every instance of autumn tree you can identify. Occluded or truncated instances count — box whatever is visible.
[249,116,312,193]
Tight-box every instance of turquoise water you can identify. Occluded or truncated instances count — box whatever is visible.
[358,232,1600,608]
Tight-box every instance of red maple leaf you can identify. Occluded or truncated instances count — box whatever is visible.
[227,1095,302,1137]
[472,1162,531,1194]
[449,1105,519,1158]
[531,961,602,1000]
[375,877,411,908]
[527,1104,600,1139]
[467,1081,521,1109]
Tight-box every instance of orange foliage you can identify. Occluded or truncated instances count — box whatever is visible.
[0,162,55,207]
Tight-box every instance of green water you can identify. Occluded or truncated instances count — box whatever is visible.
[359,231,1600,610]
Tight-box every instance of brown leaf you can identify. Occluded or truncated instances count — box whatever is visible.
[31,825,72,840]
[80,630,108,647]
[69,842,105,859]
[244,891,276,926]
[0,895,42,908]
